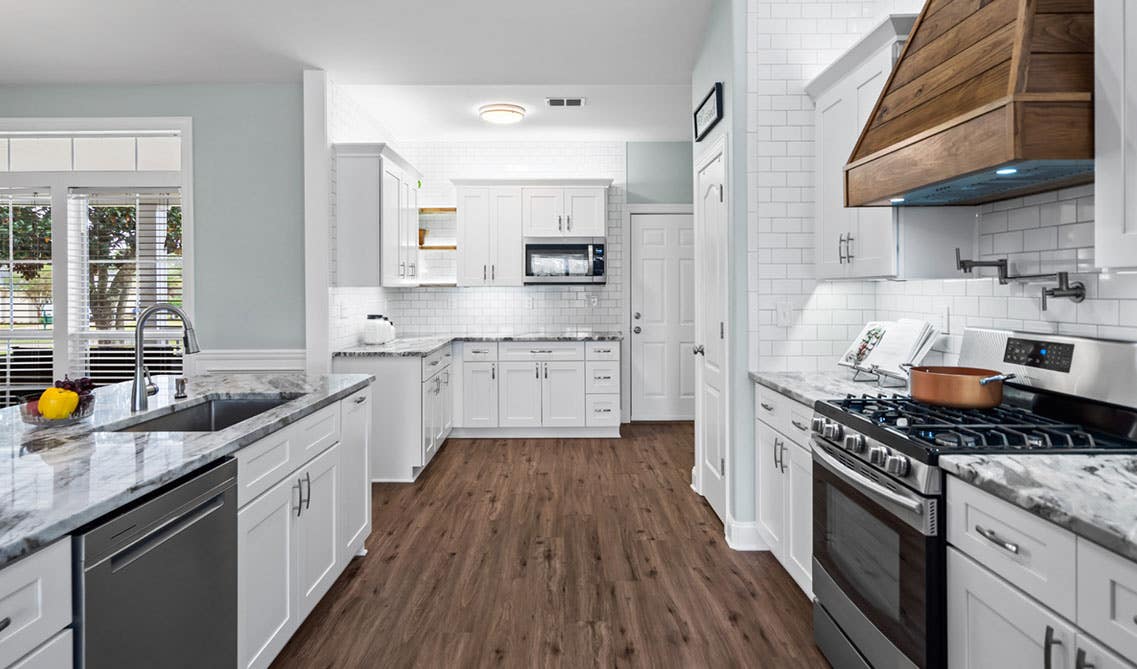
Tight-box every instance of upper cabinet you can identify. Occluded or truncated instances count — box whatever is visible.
[1095,0,1137,269]
[519,181,609,238]
[807,15,976,281]
[333,143,423,288]
[456,185,524,287]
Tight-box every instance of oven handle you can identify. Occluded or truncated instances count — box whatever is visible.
[813,442,924,516]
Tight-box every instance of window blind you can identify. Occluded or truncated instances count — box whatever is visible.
[0,191,53,406]
[68,189,185,385]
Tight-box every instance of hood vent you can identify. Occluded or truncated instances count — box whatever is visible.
[845,0,1094,207]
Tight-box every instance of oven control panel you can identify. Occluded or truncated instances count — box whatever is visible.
[1003,337,1074,373]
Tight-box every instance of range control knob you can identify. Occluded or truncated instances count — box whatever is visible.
[843,434,866,453]
[811,417,826,434]
[884,455,911,477]
[822,422,845,441]
[868,446,891,467]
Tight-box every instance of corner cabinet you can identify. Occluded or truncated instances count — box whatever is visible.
[333,143,423,287]
[1095,0,1137,269]
[806,15,976,281]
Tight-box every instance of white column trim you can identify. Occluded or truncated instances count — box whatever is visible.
[303,70,332,375]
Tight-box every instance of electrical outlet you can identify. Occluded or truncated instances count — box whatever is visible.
[589,294,599,307]
[776,302,793,328]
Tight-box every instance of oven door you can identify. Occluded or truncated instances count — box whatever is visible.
[812,439,944,669]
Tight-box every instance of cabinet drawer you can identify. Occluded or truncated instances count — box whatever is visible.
[586,342,619,360]
[237,404,339,507]
[586,394,621,427]
[0,539,71,668]
[462,342,497,362]
[422,345,452,380]
[785,400,814,442]
[755,385,783,427]
[946,476,1077,618]
[499,341,584,361]
[1077,538,1137,661]
[586,362,620,394]
[10,629,71,669]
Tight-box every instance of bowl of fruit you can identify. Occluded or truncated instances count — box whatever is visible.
[21,377,96,427]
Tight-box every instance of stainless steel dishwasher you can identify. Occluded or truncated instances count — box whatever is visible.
[75,458,237,668]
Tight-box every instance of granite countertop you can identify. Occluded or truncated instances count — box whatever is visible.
[0,372,372,568]
[749,369,908,407]
[940,454,1137,562]
[335,330,624,358]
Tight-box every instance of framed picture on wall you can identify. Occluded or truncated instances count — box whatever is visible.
[693,82,723,142]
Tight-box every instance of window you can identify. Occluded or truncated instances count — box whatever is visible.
[68,189,185,385]
[0,191,53,405]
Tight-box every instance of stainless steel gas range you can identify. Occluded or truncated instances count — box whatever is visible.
[810,329,1137,669]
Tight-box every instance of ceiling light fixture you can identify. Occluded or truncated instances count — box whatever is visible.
[478,103,526,125]
[995,167,1019,176]
[890,197,906,204]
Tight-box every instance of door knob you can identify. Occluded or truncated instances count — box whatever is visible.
[634,312,641,320]
[693,345,705,356]
[633,326,642,334]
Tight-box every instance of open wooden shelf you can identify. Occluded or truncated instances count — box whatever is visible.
[419,244,457,251]
[419,207,457,215]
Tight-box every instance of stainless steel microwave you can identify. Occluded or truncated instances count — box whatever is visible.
[523,238,605,284]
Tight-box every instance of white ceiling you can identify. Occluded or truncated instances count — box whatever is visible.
[1,0,713,85]
[345,84,692,141]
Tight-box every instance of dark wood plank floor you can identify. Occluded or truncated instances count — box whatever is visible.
[272,422,827,668]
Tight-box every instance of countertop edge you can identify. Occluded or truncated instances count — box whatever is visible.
[334,333,625,358]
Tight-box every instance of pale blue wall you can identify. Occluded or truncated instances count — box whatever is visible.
[0,84,305,350]
[692,0,755,525]
[626,141,693,204]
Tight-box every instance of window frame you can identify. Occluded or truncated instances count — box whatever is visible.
[0,117,194,384]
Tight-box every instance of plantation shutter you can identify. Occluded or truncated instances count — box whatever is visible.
[0,191,53,406]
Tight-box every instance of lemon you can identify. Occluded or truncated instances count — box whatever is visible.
[39,387,80,420]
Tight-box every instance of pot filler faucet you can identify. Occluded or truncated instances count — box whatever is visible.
[132,303,200,412]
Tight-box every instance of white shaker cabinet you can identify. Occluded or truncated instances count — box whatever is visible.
[333,143,423,288]
[563,187,607,236]
[541,361,586,428]
[521,184,608,237]
[499,362,543,428]
[339,388,371,563]
[462,362,499,428]
[293,443,341,620]
[457,186,523,286]
[1095,0,1137,269]
[806,15,976,281]
[521,187,564,237]
[755,421,786,554]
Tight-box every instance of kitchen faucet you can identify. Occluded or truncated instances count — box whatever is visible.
[132,303,200,412]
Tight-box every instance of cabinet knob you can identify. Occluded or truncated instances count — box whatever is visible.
[633,326,641,334]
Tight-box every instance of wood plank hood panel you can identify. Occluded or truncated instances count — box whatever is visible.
[845,0,1094,206]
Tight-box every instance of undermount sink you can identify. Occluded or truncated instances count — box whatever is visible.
[107,398,291,432]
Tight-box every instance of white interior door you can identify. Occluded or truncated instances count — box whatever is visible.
[695,146,728,522]
[630,213,695,420]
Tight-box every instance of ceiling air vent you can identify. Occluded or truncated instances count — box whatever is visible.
[546,97,586,108]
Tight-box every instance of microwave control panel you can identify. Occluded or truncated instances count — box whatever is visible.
[1003,338,1074,373]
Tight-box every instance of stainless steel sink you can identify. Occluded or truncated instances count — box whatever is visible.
[108,398,291,432]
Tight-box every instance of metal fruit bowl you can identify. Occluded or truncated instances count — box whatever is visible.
[20,394,96,427]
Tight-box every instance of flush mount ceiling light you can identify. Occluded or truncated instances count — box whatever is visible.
[478,103,526,125]
[995,167,1019,176]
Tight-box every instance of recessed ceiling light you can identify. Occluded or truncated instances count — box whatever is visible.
[995,167,1019,176]
[890,197,906,204]
[478,103,526,125]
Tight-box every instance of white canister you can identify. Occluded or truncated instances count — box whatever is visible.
[363,315,396,345]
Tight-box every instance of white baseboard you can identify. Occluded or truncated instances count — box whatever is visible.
[449,426,621,439]
[186,349,306,375]
[725,514,769,552]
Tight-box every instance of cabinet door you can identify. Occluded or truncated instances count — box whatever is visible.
[422,377,437,462]
[462,362,499,428]
[1095,0,1137,268]
[431,376,446,452]
[333,153,381,286]
[402,181,420,285]
[815,81,854,280]
[490,187,524,285]
[499,361,543,427]
[848,47,898,278]
[458,187,491,286]
[782,441,813,596]
[1074,633,1135,669]
[441,369,454,437]
[541,361,585,427]
[563,187,606,236]
[238,476,299,669]
[295,444,341,620]
[522,187,564,236]
[947,547,1077,669]
[338,389,371,564]
[381,166,404,286]
[755,421,785,556]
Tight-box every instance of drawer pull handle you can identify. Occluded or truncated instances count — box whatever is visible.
[791,420,808,431]
[975,525,1020,555]
[760,402,775,412]
[1044,625,1061,669]
[596,348,611,353]
[354,396,367,404]
[594,376,612,381]
[0,617,10,633]
[596,408,612,413]
[429,360,440,366]
[1076,648,1094,669]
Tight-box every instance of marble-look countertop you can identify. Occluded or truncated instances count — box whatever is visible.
[940,454,1137,562]
[336,331,624,358]
[749,370,907,407]
[0,372,372,568]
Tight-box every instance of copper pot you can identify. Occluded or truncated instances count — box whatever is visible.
[902,365,1017,409]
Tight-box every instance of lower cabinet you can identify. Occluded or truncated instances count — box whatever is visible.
[422,366,453,464]
[540,361,586,427]
[0,539,72,669]
[462,362,499,428]
[499,362,542,427]
[9,630,72,669]
[237,389,371,669]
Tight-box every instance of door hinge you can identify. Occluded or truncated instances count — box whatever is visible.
[720,322,724,339]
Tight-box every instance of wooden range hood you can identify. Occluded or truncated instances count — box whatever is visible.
[845,0,1094,207]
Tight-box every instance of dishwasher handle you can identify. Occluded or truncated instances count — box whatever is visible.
[110,494,227,574]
